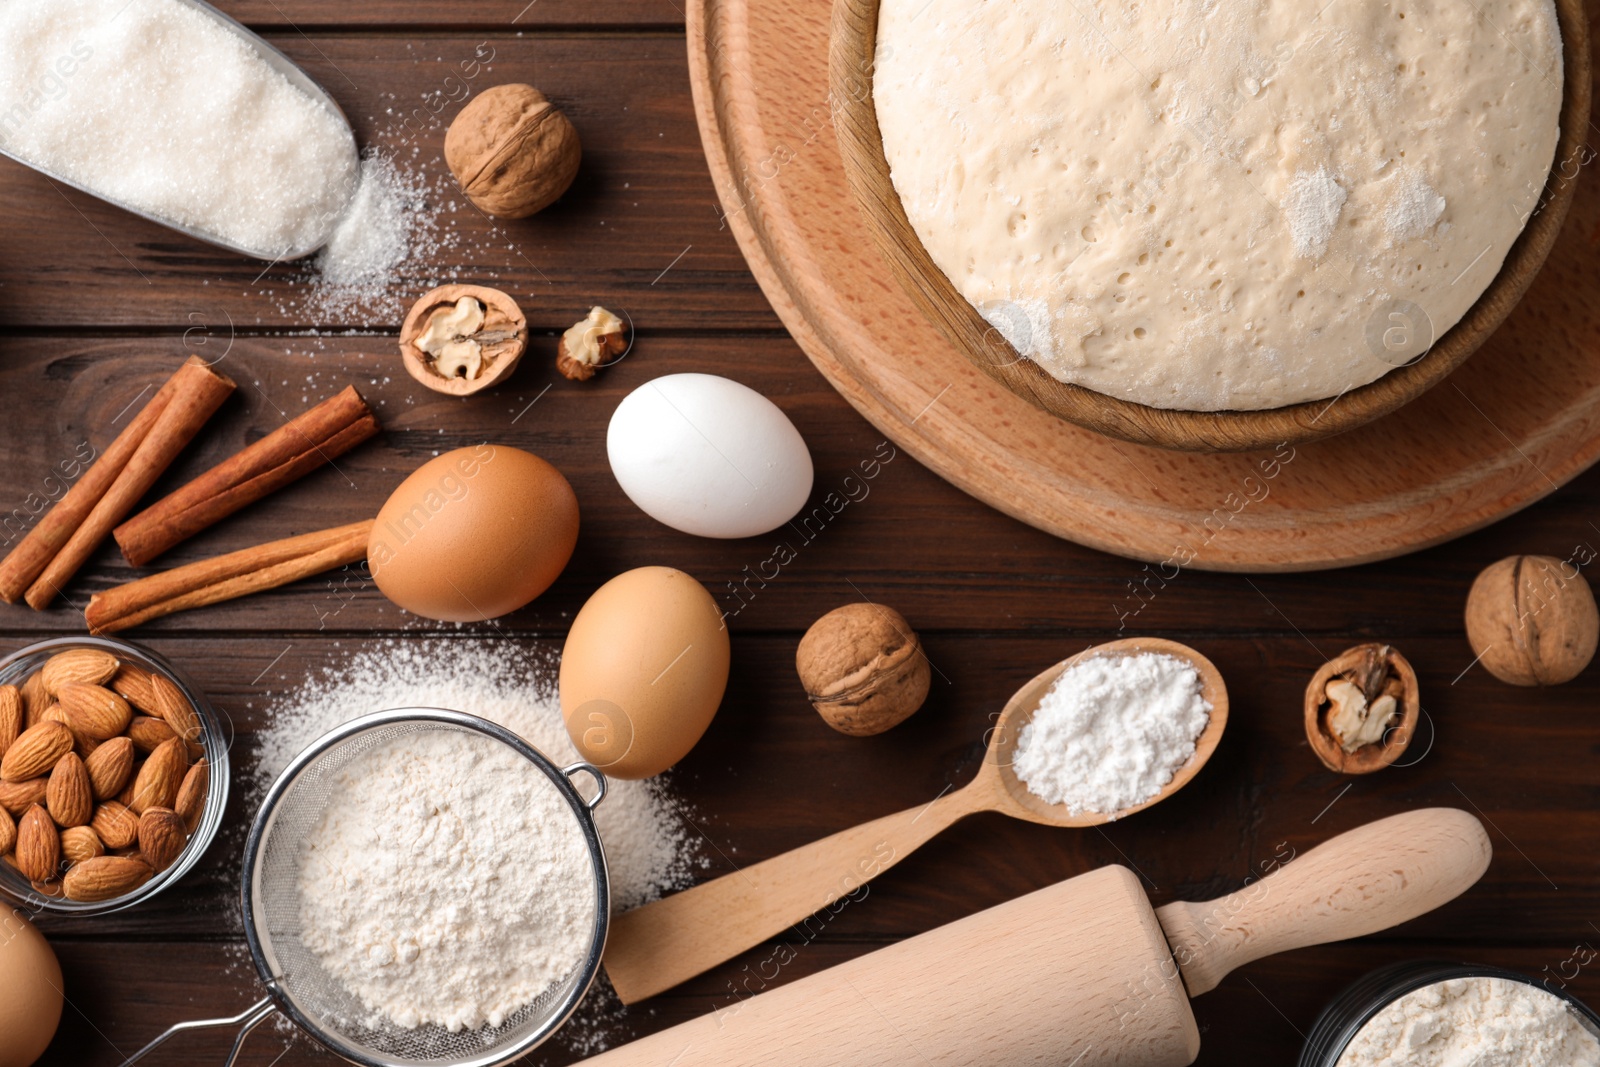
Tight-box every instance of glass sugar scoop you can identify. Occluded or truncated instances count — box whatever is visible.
[0,0,358,261]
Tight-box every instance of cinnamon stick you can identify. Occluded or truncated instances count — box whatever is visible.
[114,385,380,566]
[85,520,373,635]
[0,365,186,603]
[25,358,236,610]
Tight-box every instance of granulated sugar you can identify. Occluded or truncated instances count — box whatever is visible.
[1013,652,1211,816]
[0,0,358,258]
[253,639,703,911]
[317,154,414,289]
[265,147,525,329]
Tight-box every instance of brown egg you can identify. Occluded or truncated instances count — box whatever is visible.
[369,445,579,622]
[560,567,730,779]
[0,907,62,1067]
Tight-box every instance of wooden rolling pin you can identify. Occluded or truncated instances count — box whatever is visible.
[583,808,1491,1067]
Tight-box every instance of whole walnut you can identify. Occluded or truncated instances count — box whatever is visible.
[797,603,930,736]
[1465,555,1599,686]
[445,84,581,218]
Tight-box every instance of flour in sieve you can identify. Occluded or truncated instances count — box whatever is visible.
[1012,652,1211,815]
[253,639,703,911]
[298,728,595,1032]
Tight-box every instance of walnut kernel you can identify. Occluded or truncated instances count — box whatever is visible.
[556,306,628,381]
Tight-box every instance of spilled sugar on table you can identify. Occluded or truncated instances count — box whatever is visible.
[0,1,1598,1065]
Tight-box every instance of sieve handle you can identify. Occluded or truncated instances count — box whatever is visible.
[564,761,608,810]
[115,996,275,1067]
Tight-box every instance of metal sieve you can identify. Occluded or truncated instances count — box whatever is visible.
[118,708,610,1067]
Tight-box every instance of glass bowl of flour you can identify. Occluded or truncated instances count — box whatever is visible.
[1298,960,1600,1067]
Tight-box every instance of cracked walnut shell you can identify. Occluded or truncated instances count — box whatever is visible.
[445,84,581,218]
[1304,643,1419,775]
[797,603,930,736]
[1466,555,1599,686]
[399,285,528,396]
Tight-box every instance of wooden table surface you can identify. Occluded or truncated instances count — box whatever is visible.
[9,3,1600,1065]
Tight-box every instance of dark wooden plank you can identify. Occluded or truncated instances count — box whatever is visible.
[35,938,1600,1065]
[0,35,774,332]
[1,336,1598,640]
[4,11,1597,1067]
[22,633,1600,951]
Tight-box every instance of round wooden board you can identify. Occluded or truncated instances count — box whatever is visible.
[687,0,1600,572]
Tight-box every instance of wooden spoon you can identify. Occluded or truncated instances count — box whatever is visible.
[602,636,1228,1003]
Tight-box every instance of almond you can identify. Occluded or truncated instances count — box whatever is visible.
[138,807,187,871]
[46,752,93,828]
[174,758,208,832]
[127,716,176,753]
[40,649,120,694]
[115,777,135,807]
[60,825,104,865]
[19,671,48,728]
[42,703,97,758]
[16,805,59,882]
[1,721,73,782]
[0,804,14,855]
[149,673,202,743]
[62,855,151,902]
[130,738,186,814]
[85,737,135,801]
[109,664,159,715]
[0,777,47,816]
[90,802,138,849]
[58,684,133,741]
[0,686,22,758]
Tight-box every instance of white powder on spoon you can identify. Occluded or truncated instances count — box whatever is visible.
[1012,652,1211,816]
[298,728,596,1032]
[0,0,359,258]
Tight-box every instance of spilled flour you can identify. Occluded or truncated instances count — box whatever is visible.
[253,639,703,912]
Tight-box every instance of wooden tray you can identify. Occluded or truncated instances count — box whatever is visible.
[687,0,1600,571]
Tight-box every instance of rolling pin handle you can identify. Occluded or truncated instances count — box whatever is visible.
[1155,807,1492,997]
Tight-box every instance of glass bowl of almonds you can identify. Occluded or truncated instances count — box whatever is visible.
[0,636,229,914]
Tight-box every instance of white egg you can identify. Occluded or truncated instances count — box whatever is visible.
[607,373,814,538]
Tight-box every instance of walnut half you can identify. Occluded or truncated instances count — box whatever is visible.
[1303,643,1420,775]
[399,284,528,396]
